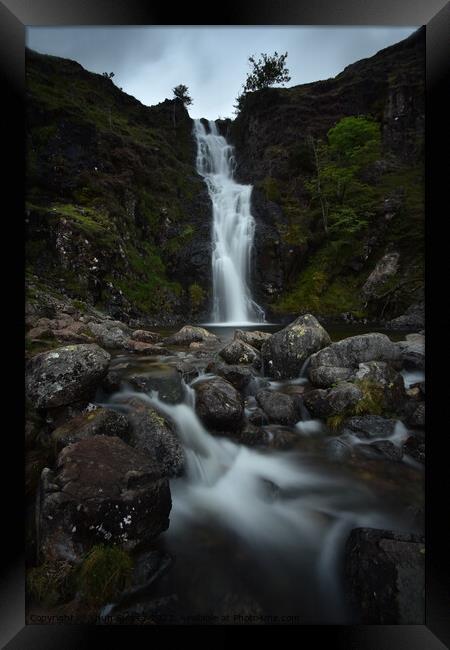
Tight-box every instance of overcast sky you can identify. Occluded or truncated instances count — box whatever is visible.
[26,26,417,119]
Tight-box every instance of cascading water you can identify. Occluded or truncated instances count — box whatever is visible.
[193,119,265,325]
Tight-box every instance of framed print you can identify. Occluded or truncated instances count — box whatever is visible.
[1,0,449,647]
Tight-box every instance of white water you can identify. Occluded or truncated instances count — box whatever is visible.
[193,119,265,325]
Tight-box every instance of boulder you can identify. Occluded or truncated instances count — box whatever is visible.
[117,397,184,477]
[208,363,254,392]
[340,415,398,439]
[304,382,363,418]
[51,407,129,452]
[345,527,425,624]
[255,389,302,425]
[408,402,425,428]
[261,314,331,379]
[131,330,163,344]
[403,433,425,464]
[309,333,401,370]
[354,361,406,409]
[387,302,425,330]
[165,325,218,346]
[194,377,244,432]
[218,339,260,366]
[26,344,110,409]
[38,436,171,563]
[233,329,271,350]
[87,321,130,349]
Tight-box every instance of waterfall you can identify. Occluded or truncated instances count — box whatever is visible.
[193,119,265,325]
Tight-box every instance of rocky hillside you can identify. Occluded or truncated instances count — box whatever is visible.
[231,27,424,324]
[26,49,212,325]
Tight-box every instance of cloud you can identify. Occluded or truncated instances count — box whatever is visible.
[26,26,417,119]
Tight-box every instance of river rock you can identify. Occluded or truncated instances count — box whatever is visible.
[86,320,130,349]
[309,333,401,370]
[309,365,354,388]
[208,362,254,392]
[165,325,218,346]
[261,314,331,379]
[355,440,403,462]
[344,527,425,623]
[397,333,425,370]
[234,329,271,350]
[218,339,260,366]
[117,397,184,477]
[340,415,398,439]
[403,432,425,464]
[38,436,171,563]
[255,389,302,425]
[127,367,185,404]
[408,402,425,428]
[51,407,130,452]
[131,329,163,344]
[194,377,244,431]
[387,302,425,330]
[304,382,363,418]
[354,361,406,408]
[26,344,111,409]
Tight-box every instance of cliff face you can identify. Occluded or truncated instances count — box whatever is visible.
[26,49,212,324]
[231,28,425,321]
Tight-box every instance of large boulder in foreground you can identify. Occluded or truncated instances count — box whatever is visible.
[38,436,171,563]
[261,314,331,379]
[304,382,363,418]
[194,377,244,432]
[26,344,110,409]
[345,528,425,624]
[51,407,129,452]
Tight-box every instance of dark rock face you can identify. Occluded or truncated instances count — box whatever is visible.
[345,527,425,624]
[38,436,171,563]
[26,344,110,409]
[194,377,244,432]
[218,339,260,366]
[117,397,184,477]
[261,314,331,379]
[309,333,400,370]
[255,389,302,425]
[51,407,129,452]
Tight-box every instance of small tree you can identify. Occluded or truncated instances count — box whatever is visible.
[235,51,291,114]
[172,84,193,127]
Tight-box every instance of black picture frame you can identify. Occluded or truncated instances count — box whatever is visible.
[2,0,449,646]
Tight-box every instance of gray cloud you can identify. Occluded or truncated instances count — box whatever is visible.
[26,26,417,119]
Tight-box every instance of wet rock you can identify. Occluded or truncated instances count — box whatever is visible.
[208,362,254,392]
[247,407,268,427]
[345,527,425,623]
[238,422,269,447]
[102,369,123,394]
[309,333,401,370]
[131,330,163,344]
[234,329,271,350]
[194,377,244,432]
[87,321,130,349]
[174,361,200,385]
[340,415,398,439]
[117,397,184,477]
[309,365,353,388]
[408,402,425,428]
[165,325,218,346]
[397,333,425,370]
[126,341,172,356]
[304,382,363,418]
[324,436,354,460]
[51,407,130,452]
[127,367,185,404]
[354,361,406,409]
[261,314,331,379]
[355,440,403,462]
[255,389,302,425]
[26,344,110,409]
[38,436,171,563]
[218,339,260,366]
